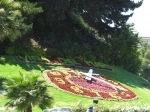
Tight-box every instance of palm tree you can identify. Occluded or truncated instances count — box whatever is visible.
[2,71,54,112]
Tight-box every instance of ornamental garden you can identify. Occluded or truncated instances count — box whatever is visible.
[17,56,137,101]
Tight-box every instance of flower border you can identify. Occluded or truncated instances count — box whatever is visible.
[16,56,113,72]
[43,69,137,101]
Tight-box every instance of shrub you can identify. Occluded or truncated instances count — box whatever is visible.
[46,48,63,58]
[2,71,54,112]
[72,104,150,112]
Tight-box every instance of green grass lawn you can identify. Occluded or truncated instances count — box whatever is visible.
[0,56,150,112]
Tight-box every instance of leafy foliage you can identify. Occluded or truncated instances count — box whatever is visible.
[0,0,144,74]
[106,24,142,74]
[0,77,6,90]
[139,39,150,82]
[3,71,54,112]
[81,0,143,34]
[72,104,150,112]
[0,0,42,42]
[4,38,46,56]
[33,0,143,38]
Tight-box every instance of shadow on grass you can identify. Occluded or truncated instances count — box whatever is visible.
[69,64,150,90]
[0,77,7,90]
[1,55,150,90]
[96,66,150,90]
[0,55,54,72]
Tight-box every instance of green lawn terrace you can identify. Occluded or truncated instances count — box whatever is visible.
[17,55,112,72]
[1,56,150,112]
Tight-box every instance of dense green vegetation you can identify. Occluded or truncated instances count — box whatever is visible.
[3,72,53,112]
[0,0,144,75]
[1,0,150,111]
[139,39,150,83]
[0,0,42,42]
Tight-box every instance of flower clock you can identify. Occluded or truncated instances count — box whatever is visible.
[43,69,137,101]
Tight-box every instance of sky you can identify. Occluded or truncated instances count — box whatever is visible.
[127,0,150,37]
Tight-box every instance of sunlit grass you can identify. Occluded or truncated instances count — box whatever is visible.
[0,56,150,112]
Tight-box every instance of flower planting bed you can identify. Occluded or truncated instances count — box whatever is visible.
[43,69,137,101]
[17,56,112,72]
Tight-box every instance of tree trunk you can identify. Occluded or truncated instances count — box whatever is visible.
[24,105,32,112]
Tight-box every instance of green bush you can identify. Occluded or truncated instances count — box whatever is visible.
[4,38,46,57]
[72,104,150,112]
[0,77,7,90]
[46,48,63,58]
[139,40,150,82]
[5,46,15,55]
[0,56,5,64]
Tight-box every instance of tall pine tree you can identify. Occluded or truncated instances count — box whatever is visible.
[0,0,42,42]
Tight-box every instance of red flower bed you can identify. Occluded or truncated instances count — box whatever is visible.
[44,69,137,101]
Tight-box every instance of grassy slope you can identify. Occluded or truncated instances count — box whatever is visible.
[0,56,150,112]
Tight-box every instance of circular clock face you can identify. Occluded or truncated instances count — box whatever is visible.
[44,69,137,101]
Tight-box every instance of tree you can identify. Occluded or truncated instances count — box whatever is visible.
[0,0,42,42]
[31,0,143,63]
[32,0,143,40]
[81,0,143,34]
[139,39,150,82]
[106,24,142,74]
[3,71,54,112]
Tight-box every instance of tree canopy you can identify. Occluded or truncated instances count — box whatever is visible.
[32,0,143,38]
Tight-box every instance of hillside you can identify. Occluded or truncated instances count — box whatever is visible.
[0,56,150,112]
